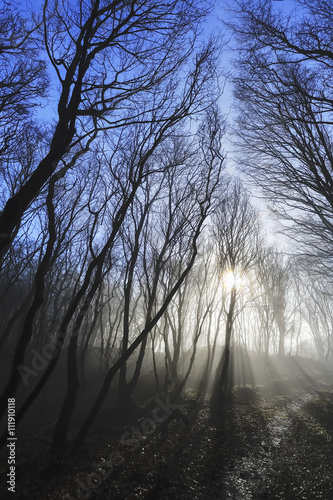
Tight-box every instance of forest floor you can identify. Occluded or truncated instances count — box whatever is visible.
[1,357,333,499]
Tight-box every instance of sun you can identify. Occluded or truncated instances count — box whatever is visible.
[222,269,242,292]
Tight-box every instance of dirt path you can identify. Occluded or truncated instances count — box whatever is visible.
[1,377,332,500]
[222,380,333,500]
[223,391,313,499]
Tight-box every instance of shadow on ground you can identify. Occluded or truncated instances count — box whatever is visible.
[1,352,333,499]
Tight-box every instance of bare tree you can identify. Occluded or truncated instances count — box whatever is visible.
[0,1,47,160]
[300,272,333,362]
[0,0,228,453]
[229,0,333,271]
[254,247,291,357]
[74,116,224,444]
[0,105,224,450]
[212,180,260,391]
[0,0,218,261]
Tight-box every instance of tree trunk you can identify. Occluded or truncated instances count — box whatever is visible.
[213,288,236,395]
